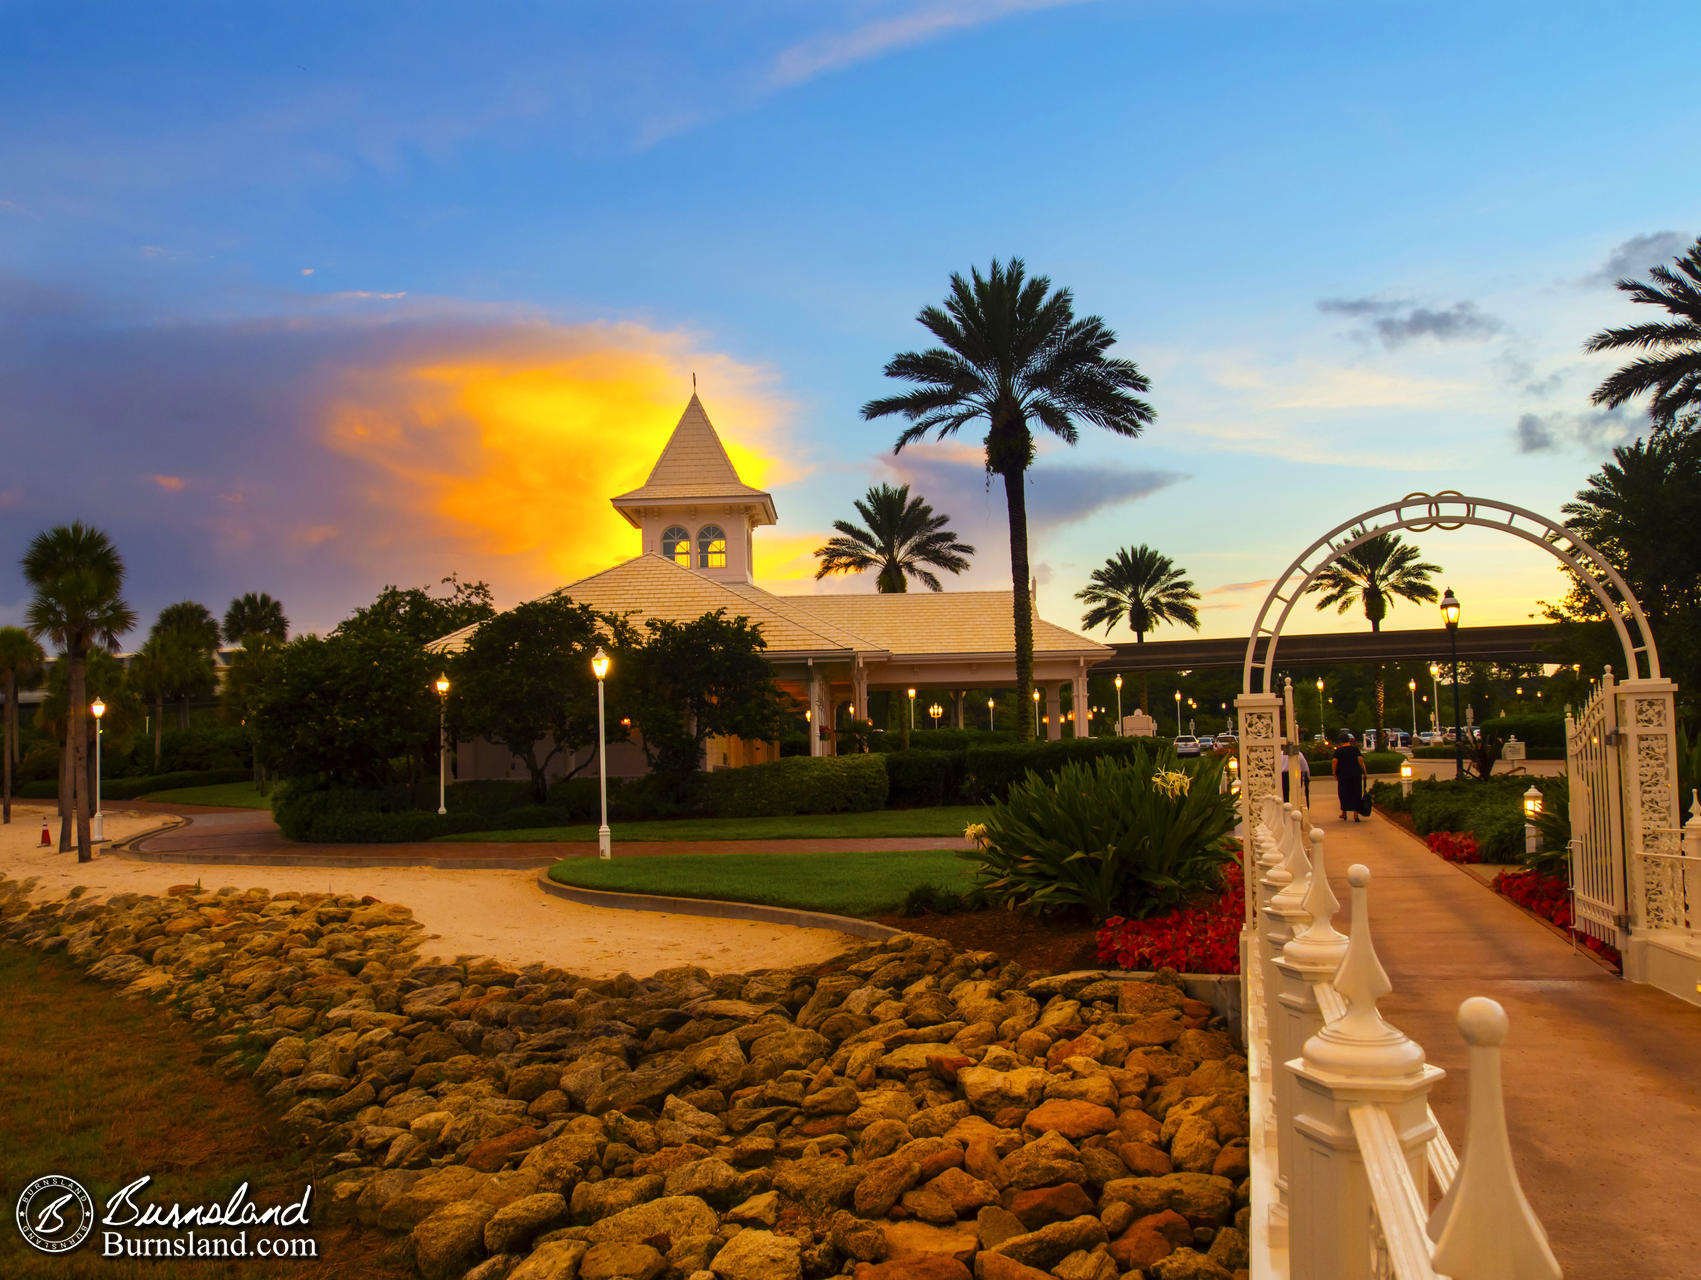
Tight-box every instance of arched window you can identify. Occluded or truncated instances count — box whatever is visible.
[697,524,727,569]
[660,525,691,566]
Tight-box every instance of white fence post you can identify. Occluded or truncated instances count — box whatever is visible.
[1287,864,1443,1279]
[1428,998,1563,1279]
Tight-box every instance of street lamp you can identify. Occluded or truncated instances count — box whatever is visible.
[1429,662,1442,734]
[591,648,612,859]
[434,673,450,815]
[929,702,943,728]
[90,696,105,842]
[1113,674,1123,735]
[1523,785,1543,857]
[1173,689,1182,736]
[1315,678,1325,741]
[1441,588,1463,779]
[907,688,917,730]
[986,697,995,731]
[1032,688,1041,735]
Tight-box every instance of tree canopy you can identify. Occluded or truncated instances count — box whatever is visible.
[1586,234,1701,433]
[336,575,495,648]
[1076,546,1201,640]
[224,592,290,644]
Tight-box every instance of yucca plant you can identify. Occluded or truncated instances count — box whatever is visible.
[966,745,1237,920]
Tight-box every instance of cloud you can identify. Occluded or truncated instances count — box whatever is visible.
[882,450,1183,534]
[1205,579,1275,596]
[151,475,185,492]
[1585,230,1693,286]
[300,268,315,276]
[770,0,1094,87]
[1512,406,1645,454]
[1317,297,1502,347]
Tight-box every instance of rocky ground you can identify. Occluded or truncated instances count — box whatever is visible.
[0,873,1250,1280]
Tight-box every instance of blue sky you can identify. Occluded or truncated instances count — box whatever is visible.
[2,0,1696,642]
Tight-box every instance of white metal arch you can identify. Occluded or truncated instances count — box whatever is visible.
[1242,491,1660,694]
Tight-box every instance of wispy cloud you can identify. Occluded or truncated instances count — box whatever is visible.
[1205,579,1275,596]
[151,474,186,492]
[1584,230,1693,286]
[1318,297,1502,347]
[1512,406,1645,454]
[769,0,1096,88]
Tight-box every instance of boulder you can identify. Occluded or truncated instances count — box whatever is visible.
[1005,1183,1095,1229]
[879,1221,977,1266]
[1019,1100,1117,1141]
[410,1200,495,1280]
[579,1241,666,1280]
[483,1193,569,1254]
[584,1194,719,1245]
[991,1216,1109,1272]
[709,1229,802,1280]
[506,1240,588,1280]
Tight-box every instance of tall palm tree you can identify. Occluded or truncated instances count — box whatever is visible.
[814,483,974,592]
[1075,546,1201,715]
[1308,528,1441,740]
[150,601,220,728]
[224,592,290,644]
[0,626,45,824]
[1586,235,1701,433]
[863,258,1154,738]
[23,523,136,862]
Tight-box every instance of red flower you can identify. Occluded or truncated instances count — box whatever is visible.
[1491,869,1620,969]
[1096,866,1244,974]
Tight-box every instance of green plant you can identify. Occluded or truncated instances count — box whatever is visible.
[902,882,967,916]
[1525,775,1573,876]
[883,749,962,807]
[968,747,1237,920]
[700,754,887,818]
[1362,750,1405,774]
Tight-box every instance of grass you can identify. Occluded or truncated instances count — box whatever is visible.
[0,945,412,1279]
[547,848,980,916]
[139,780,272,809]
[439,803,989,843]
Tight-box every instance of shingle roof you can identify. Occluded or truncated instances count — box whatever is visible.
[774,591,1109,659]
[610,394,773,507]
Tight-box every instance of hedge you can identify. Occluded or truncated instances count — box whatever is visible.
[883,749,963,807]
[1362,751,1405,774]
[698,754,888,818]
[1479,713,1565,751]
[962,738,1158,802]
[869,728,1020,753]
[15,767,252,801]
[1391,775,1559,865]
[274,785,488,842]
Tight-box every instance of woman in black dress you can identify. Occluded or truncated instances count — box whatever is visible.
[1332,731,1364,822]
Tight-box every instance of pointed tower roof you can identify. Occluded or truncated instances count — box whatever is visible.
[610,395,776,525]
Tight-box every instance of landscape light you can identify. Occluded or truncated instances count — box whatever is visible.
[435,673,449,696]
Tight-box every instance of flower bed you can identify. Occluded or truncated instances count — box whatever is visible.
[1492,868,1622,968]
[1425,830,1480,863]
[1096,863,1243,974]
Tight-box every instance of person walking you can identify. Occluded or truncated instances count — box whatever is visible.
[1331,730,1365,822]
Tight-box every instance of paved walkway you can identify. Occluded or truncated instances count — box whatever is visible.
[1315,812,1701,1280]
[128,808,971,868]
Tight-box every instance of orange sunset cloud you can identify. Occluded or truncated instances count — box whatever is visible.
[321,321,797,602]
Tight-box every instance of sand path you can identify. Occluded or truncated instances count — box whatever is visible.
[0,803,856,978]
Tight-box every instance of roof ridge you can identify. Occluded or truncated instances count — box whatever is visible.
[718,580,884,651]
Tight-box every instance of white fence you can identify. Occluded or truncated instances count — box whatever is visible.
[1244,794,1561,1279]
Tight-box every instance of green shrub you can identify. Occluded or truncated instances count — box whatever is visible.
[902,883,967,916]
[18,744,59,784]
[1480,713,1565,750]
[444,779,534,817]
[150,727,252,774]
[969,747,1237,920]
[546,776,610,821]
[1362,750,1405,774]
[1473,808,1527,864]
[883,749,963,807]
[699,754,888,818]
[1369,780,1413,815]
[962,738,1153,802]
[493,803,571,830]
[1525,775,1571,875]
[273,784,484,842]
[872,727,1018,754]
[16,767,251,801]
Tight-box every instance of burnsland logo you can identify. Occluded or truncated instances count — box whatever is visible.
[14,1174,316,1259]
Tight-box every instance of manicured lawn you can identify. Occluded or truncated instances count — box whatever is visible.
[547,848,979,916]
[441,804,989,843]
[140,779,273,808]
[0,945,411,1279]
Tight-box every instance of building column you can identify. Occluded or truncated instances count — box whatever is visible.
[1073,670,1091,738]
[851,662,869,726]
[808,666,827,757]
[1046,683,1063,741]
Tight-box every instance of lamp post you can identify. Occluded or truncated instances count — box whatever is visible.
[90,696,105,842]
[1407,678,1418,740]
[1400,758,1413,798]
[1523,785,1542,858]
[1032,688,1041,735]
[591,648,612,859]
[1173,689,1182,736]
[986,697,995,731]
[1429,662,1442,734]
[1441,588,1463,779]
[929,702,943,729]
[434,673,450,815]
[1315,678,1325,742]
[907,688,916,730]
[1113,674,1123,735]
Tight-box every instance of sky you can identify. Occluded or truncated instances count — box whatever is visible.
[1,0,1696,646]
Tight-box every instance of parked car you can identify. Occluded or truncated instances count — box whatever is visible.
[1197,735,1216,751]
[1216,730,1238,745]
[1175,735,1201,757]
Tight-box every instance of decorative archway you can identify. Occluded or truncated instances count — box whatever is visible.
[1241,491,1660,694]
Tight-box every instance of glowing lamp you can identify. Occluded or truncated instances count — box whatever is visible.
[90,697,106,719]
[1114,674,1123,690]
[591,648,610,681]
[435,673,449,696]
[1441,588,1461,629]
[1400,760,1413,780]
[1032,689,1040,702]
[986,697,995,709]
[1523,786,1542,819]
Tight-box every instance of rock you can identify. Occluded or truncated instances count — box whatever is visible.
[410,1200,495,1280]
[957,1066,1049,1115]
[1149,1248,1234,1280]
[827,1211,888,1263]
[772,1156,862,1211]
[584,1194,718,1245]
[879,1221,977,1265]
[853,1153,923,1217]
[854,1258,971,1280]
[999,1131,1086,1191]
[521,1132,605,1193]
[920,1166,1000,1218]
[1108,1224,1175,1270]
[669,1234,722,1276]
[1211,1139,1250,1182]
[664,1158,742,1208]
[1005,1183,1095,1229]
[726,1190,779,1227]
[1168,1115,1222,1174]
[1115,1140,1173,1177]
[709,1229,802,1280]
[972,1254,1053,1280]
[579,1241,666,1280]
[974,1205,1027,1250]
[879,1042,955,1072]
[991,1216,1109,1272]
[507,1063,563,1102]
[483,1193,568,1254]
[1020,1099,1117,1141]
[507,1240,588,1280]
[468,1125,544,1172]
[1207,1225,1247,1271]
[1100,1173,1234,1226]
[570,1175,663,1223]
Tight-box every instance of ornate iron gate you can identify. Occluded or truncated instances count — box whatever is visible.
[1566,673,1626,950]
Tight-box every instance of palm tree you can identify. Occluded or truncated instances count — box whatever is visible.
[1075,546,1201,715]
[224,592,289,644]
[0,626,45,824]
[1586,235,1701,433]
[1308,528,1441,741]
[814,483,974,592]
[150,601,220,728]
[863,258,1154,738]
[23,523,136,862]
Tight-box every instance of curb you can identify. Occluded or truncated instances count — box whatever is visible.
[535,870,903,941]
[108,814,189,853]
[123,847,555,870]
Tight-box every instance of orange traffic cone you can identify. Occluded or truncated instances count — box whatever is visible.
[39,817,52,847]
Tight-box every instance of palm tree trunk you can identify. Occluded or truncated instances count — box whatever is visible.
[1,672,12,824]
[1370,618,1385,746]
[1136,631,1150,720]
[153,696,163,770]
[70,651,91,862]
[1002,468,1035,741]
[178,695,190,731]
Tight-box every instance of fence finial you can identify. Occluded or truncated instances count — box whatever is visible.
[1302,864,1425,1077]
[1271,809,1312,913]
[1285,827,1347,967]
[1429,998,1562,1279]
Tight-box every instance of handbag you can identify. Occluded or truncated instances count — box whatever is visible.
[1357,781,1374,817]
